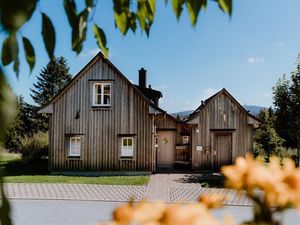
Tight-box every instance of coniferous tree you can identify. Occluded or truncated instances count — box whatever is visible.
[254,108,284,159]
[29,57,72,131]
[273,55,300,164]
[273,75,293,147]
[4,96,39,152]
[290,56,300,151]
[30,57,72,107]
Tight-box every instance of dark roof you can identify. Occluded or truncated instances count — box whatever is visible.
[134,85,162,103]
[39,52,165,114]
[187,88,261,122]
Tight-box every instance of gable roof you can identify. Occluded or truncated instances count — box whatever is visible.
[38,52,165,114]
[187,88,261,123]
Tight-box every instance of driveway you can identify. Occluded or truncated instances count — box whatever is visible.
[4,173,251,205]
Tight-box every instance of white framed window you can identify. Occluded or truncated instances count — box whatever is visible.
[93,83,111,106]
[121,137,134,157]
[69,137,81,157]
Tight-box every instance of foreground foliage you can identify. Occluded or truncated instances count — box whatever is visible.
[99,155,300,225]
[0,75,16,225]
[0,0,233,76]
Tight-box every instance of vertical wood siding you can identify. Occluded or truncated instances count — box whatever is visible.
[191,92,254,170]
[50,58,155,171]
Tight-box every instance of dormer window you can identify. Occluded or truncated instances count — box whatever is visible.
[93,83,111,106]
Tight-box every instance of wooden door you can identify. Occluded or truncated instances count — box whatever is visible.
[213,133,232,170]
[157,131,175,167]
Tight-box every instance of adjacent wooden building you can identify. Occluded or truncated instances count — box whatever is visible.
[39,52,260,173]
[186,89,260,170]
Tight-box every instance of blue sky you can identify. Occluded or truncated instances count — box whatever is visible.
[3,0,300,113]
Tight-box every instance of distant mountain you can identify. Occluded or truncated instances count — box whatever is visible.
[171,110,193,117]
[171,105,265,118]
[243,105,265,116]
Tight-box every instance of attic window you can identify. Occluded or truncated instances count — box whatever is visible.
[93,83,111,106]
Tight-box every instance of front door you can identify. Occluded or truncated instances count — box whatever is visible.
[157,131,175,167]
[213,132,232,171]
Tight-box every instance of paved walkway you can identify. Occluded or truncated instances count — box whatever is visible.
[4,174,253,206]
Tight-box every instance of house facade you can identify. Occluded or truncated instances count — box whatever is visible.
[186,89,260,171]
[39,52,260,173]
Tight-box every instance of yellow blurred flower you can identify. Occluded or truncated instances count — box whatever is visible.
[99,202,235,225]
[222,154,300,209]
[198,194,227,209]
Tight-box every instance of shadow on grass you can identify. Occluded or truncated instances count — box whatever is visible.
[173,173,225,188]
[2,159,49,176]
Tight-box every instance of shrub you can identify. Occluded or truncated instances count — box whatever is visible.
[273,146,298,164]
[19,132,48,162]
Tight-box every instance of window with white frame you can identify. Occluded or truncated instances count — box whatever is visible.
[69,137,81,157]
[93,83,111,106]
[121,137,134,157]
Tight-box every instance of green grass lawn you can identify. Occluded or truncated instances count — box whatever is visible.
[0,151,21,164]
[4,175,149,185]
[0,151,149,185]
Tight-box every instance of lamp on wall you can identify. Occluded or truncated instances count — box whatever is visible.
[75,110,80,119]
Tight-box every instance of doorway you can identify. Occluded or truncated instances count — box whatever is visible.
[157,131,175,167]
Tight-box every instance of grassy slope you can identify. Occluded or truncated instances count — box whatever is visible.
[0,151,149,185]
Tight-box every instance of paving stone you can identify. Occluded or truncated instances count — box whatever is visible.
[4,184,147,202]
[3,173,253,206]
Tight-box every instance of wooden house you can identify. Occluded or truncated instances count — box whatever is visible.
[186,89,260,170]
[39,53,168,173]
[39,52,260,173]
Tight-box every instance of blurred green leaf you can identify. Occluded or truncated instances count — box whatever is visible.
[41,13,56,59]
[13,55,20,76]
[85,0,93,8]
[22,37,35,73]
[72,9,88,53]
[148,0,156,14]
[64,0,89,54]
[93,24,109,57]
[218,0,232,16]
[64,0,78,29]
[137,0,155,36]
[1,32,20,76]
[1,37,13,66]
[172,0,185,19]
[113,0,131,35]
[186,0,206,26]
[130,12,137,33]
[0,69,15,225]
[0,0,37,32]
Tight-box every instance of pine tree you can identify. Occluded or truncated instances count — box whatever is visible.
[290,55,300,151]
[273,55,300,164]
[4,96,39,152]
[30,57,72,107]
[273,75,293,147]
[254,108,283,159]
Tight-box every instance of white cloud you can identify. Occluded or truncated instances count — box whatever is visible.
[247,57,265,64]
[278,41,287,46]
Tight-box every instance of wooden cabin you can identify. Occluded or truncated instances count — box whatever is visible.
[186,89,260,171]
[39,52,260,173]
[39,53,169,173]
